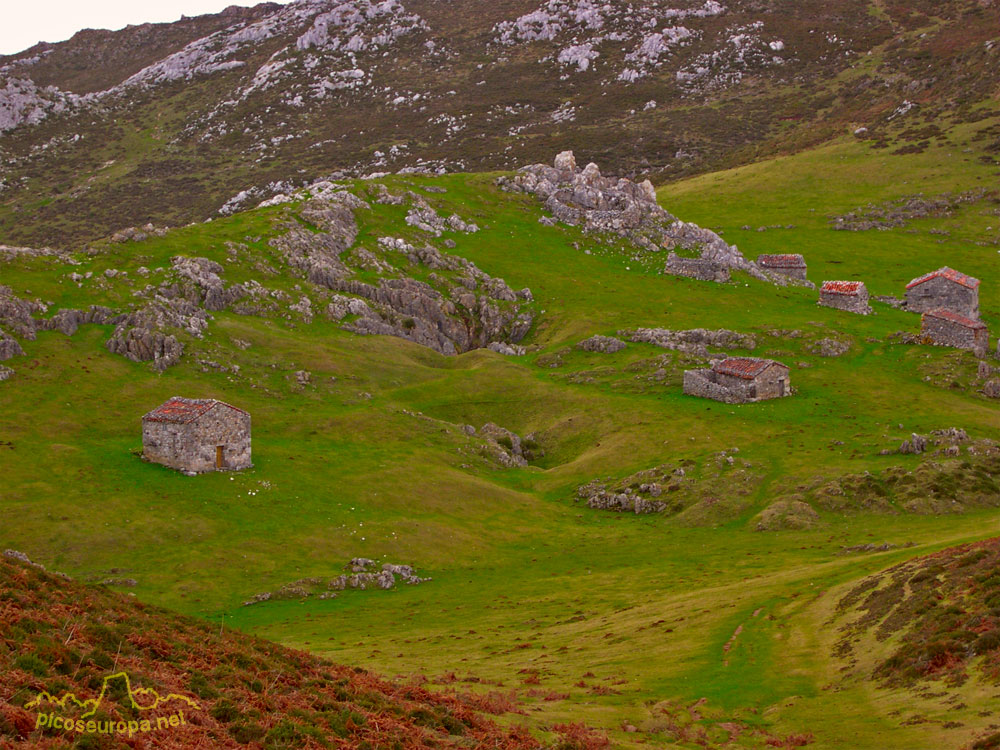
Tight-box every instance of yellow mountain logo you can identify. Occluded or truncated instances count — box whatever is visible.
[26,671,200,737]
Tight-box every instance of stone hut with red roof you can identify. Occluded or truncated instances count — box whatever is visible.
[683,357,791,404]
[818,280,871,315]
[921,309,989,355]
[142,397,251,474]
[906,267,979,319]
[757,254,807,281]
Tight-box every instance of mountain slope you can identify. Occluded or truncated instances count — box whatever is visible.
[1,0,998,248]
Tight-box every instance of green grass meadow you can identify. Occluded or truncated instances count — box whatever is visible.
[3,118,1000,747]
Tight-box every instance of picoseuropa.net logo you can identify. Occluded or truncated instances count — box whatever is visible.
[25,670,201,738]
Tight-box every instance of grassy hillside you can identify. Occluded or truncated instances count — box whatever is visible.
[2,102,1000,748]
[0,552,540,748]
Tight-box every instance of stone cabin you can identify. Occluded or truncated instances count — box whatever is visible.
[819,280,872,315]
[683,357,791,404]
[757,254,807,280]
[142,397,251,474]
[921,309,989,355]
[906,267,980,319]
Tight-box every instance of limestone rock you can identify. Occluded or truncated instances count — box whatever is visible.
[0,332,24,361]
[809,337,852,357]
[623,327,756,355]
[487,341,526,356]
[577,335,626,353]
[553,150,577,171]
[899,433,928,454]
[499,154,770,282]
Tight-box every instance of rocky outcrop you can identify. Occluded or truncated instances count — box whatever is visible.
[622,327,756,355]
[0,186,532,370]
[487,341,526,356]
[404,194,479,236]
[578,334,626,353]
[268,192,364,286]
[170,256,247,311]
[35,306,118,336]
[106,327,184,371]
[499,152,769,281]
[0,331,24,361]
[333,276,530,355]
[898,433,928,455]
[103,298,205,371]
[808,337,852,357]
[0,285,44,339]
[274,193,533,356]
[478,422,534,467]
[576,477,669,514]
[242,558,430,606]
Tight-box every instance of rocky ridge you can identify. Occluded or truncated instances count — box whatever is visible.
[0,182,533,369]
[499,151,773,282]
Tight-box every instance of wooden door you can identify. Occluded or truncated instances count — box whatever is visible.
[216,445,224,469]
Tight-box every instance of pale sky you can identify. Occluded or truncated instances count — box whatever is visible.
[1,1,294,57]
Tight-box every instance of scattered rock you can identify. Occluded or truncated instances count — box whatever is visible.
[577,335,626,353]
[479,423,533,467]
[984,379,1000,399]
[808,337,852,357]
[622,327,756,355]
[840,542,905,553]
[243,559,430,605]
[899,433,928,454]
[487,341,526,356]
[100,577,138,587]
[830,190,989,231]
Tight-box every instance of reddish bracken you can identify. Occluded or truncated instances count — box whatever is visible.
[550,722,611,749]
[0,555,539,749]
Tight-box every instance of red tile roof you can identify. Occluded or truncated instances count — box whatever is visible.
[923,308,987,330]
[906,266,980,291]
[757,254,806,269]
[143,397,247,424]
[712,357,787,380]
[821,280,866,296]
